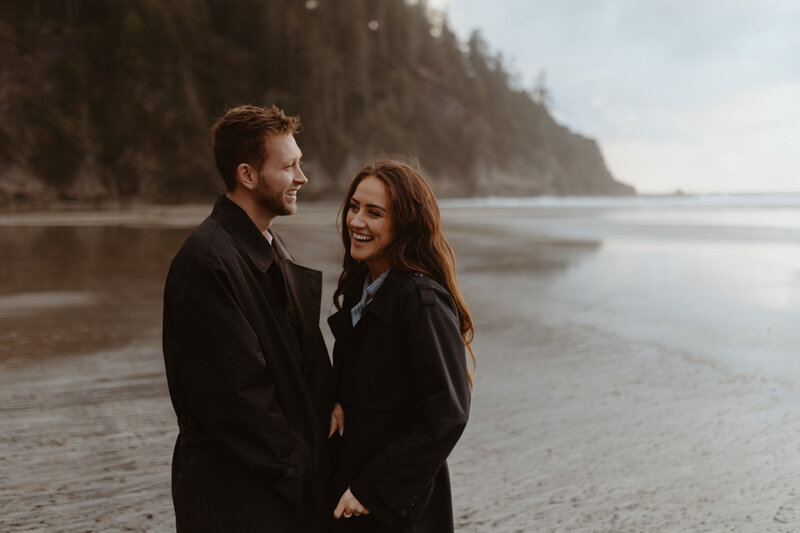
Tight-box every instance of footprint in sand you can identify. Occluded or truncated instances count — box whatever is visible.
[774,493,800,525]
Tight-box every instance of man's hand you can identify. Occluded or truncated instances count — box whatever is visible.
[333,488,370,519]
[328,402,344,438]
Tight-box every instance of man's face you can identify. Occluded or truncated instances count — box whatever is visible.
[252,134,307,217]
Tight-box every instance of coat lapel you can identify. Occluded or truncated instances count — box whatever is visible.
[281,260,322,327]
[270,231,323,328]
[327,274,363,341]
[327,272,403,340]
[210,195,277,274]
[328,307,353,340]
[364,273,402,323]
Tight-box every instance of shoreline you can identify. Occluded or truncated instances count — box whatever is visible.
[3,190,800,220]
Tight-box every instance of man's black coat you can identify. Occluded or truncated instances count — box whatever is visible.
[163,195,333,532]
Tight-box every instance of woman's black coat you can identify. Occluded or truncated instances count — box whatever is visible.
[328,271,471,533]
[162,196,333,532]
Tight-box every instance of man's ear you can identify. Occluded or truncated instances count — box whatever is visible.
[236,163,257,191]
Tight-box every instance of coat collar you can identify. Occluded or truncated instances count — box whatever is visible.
[271,232,295,263]
[366,272,404,322]
[210,194,276,273]
[327,271,406,340]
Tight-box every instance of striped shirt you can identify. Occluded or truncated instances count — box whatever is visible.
[351,270,390,326]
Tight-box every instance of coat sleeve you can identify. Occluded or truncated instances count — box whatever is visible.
[348,281,471,523]
[164,259,308,508]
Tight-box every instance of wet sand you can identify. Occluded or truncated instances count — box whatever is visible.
[2,202,800,531]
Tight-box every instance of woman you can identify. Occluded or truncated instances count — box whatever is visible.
[327,160,475,532]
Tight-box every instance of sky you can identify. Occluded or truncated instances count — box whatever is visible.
[430,0,800,194]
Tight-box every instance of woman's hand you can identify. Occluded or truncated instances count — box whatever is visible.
[333,487,370,519]
[328,402,344,438]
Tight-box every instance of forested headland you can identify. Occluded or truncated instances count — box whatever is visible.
[0,0,634,207]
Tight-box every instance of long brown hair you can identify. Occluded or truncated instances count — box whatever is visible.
[334,159,476,384]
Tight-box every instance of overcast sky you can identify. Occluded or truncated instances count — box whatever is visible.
[431,0,800,194]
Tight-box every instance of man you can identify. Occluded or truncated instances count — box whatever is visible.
[162,105,333,532]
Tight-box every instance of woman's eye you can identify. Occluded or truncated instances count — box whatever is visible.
[368,210,381,217]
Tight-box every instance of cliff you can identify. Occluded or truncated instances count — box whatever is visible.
[0,0,633,209]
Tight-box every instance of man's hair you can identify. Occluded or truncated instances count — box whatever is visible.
[211,105,301,191]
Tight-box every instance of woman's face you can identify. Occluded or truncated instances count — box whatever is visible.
[346,175,394,279]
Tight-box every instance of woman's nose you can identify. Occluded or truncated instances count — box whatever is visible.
[348,213,364,228]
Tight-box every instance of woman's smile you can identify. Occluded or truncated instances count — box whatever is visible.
[351,231,373,243]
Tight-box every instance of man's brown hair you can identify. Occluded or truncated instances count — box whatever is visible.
[211,105,301,191]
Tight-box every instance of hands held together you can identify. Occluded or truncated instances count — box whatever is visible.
[328,402,344,438]
[328,403,370,519]
[333,488,369,519]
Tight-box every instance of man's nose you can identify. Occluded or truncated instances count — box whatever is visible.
[295,167,308,184]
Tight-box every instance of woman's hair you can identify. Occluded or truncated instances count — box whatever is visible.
[334,159,476,383]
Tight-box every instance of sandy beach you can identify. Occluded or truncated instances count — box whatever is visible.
[2,197,800,532]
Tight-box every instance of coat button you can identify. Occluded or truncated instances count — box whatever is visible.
[401,500,417,516]
[286,465,298,478]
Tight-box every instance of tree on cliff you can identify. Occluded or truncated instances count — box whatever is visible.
[0,0,632,204]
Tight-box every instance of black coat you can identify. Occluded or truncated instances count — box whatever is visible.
[163,195,333,532]
[327,271,471,533]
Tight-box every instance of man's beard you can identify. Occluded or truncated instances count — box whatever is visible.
[253,172,295,216]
